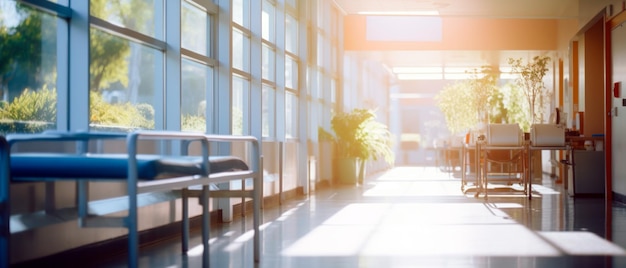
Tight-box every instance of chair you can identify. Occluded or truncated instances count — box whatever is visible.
[527,124,567,198]
[477,124,528,199]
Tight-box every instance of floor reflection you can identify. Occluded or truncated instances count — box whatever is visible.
[29,166,626,268]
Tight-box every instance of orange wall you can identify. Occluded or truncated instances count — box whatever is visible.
[345,15,573,51]
[582,17,605,136]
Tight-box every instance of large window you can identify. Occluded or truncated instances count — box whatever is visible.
[88,0,166,131]
[285,92,297,138]
[90,0,163,39]
[261,0,276,82]
[232,0,250,29]
[285,55,298,89]
[182,1,209,57]
[232,28,251,72]
[89,28,162,130]
[262,85,275,137]
[232,75,249,135]
[181,59,211,132]
[181,0,215,132]
[0,2,60,134]
[262,44,275,81]
[0,0,321,143]
[261,0,275,42]
[310,0,341,140]
[285,14,297,54]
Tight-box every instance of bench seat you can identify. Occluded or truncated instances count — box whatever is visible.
[10,153,248,181]
[1,130,263,268]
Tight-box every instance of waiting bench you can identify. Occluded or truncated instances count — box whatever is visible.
[0,130,263,268]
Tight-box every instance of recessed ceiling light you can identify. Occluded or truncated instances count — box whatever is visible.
[357,10,440,16]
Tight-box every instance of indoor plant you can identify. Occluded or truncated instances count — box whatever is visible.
[330,108,394,185]
[507,55,551,128]
[435,66,503,136]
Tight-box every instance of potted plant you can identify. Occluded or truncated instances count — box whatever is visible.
[435,66,504,136]
[318,126,336,183]
[507,55,551,129]
[508,56,551,180]
[330,108,394,185]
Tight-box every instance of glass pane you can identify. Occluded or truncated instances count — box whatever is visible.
[232,76,249,135]
[232,29,250,72]
[309,101,319,140]
[90,0,163,39]
[331,45,337,73]
[262,44,275,81]
[285,92,297,138]
[315,72,322,99]
[331,78,337,103]
[317,33,324,66]
[89,28,162,131]
[262,85,274,137]
[182,59,211,132]
[285,55,298,89]
[182,1,208,56]
[262,0,275,42]
[232,0,249,28]
[306,66,315,97]
[285,14,297,53]
[0,2,58,134]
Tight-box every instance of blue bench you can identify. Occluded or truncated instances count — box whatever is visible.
[0,130,262,268]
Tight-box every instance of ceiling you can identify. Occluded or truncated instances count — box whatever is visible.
[334,0,579,19]
[333,0,580,74]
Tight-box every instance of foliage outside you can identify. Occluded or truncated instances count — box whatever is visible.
[1,3,56,103]
[182,114,206,132]
[0,86,56,133]
[0,87,164,132]
[0,86,56,122]
[330,108,394,165]
[89,91,154,129]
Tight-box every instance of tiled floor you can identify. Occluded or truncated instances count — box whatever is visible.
[92,166,626,267]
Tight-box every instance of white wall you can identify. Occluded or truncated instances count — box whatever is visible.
[610,22,626,197]
[579,0,620,27]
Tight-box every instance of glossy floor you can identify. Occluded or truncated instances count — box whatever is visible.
[87,167,626,267]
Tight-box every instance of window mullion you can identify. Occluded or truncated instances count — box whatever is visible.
[68,0,90,131]
[165,0,182,130]
[90,16,167,51]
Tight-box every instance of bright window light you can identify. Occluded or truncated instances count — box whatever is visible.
[444,67,476,73]
[397,73,443,80]
[390,93,435,99]
[392,67,442,73]
[444,73,474,80]
[499,66,514,73]
[500,73,519,80]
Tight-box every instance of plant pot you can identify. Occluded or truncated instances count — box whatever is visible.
[335,157,360,185]
[319,141,335,182]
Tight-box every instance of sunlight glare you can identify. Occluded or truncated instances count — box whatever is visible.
[187,237,218,256]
